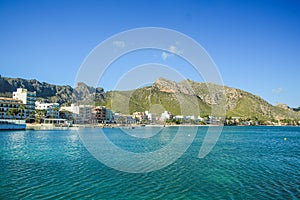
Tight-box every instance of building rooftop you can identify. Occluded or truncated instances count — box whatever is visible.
[0,97,23,103]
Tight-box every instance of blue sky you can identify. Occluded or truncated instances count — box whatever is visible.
[0,0,300,107]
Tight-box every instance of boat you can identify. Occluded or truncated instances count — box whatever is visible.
[0,119,26,130]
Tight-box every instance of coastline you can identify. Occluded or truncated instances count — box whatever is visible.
[24,123,299,131]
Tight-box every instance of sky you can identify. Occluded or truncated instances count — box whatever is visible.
[0,0,300,107]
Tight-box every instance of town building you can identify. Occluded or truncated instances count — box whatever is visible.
[60,104,80,115]
[132,111,146,123]
[60,104,93,124]
[77,105,93,124]
[145,111,156,123]
[174,115,184,120]
[106,109,115,123]
[13,88,36,122]
[114,113,135,124]
[95,106,106,123]
[35,102,60,118]
[95,106,115,123]
[0,97,24,119]
[160,111,172,121]
[42,118,71,127]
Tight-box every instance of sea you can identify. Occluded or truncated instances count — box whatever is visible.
[0,126,299,199]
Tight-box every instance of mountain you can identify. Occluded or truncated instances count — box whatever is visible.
[102,78,300,120]
[0,75,105,105]
[1,75,299,120]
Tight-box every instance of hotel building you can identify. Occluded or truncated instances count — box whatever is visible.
[13,88,37,122]
[0,97,24,119]
[35,102,60,118]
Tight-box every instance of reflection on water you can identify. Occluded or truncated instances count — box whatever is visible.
[9,130,25,142]
[120,126,164,138]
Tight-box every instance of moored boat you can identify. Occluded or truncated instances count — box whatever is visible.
[0,119,26,130]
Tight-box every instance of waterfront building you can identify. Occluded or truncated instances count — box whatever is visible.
[60,104,91,124]
[59,109,74,121]
[13,88,36,122]
[42,118,71,126]
[145,111,156,123]
[77,105,93,124]
[60,104,80,115]
[35,102,60,118]
[125,115,135,124]
[106,108,115,123]
[95,106,106,123]
[114,113,135,124]
[160,111,172,121]
[196,116,204,122]
[132,111,146,123]
[174,115,184,120]
[0,97,24,119]
[95,106,115,123]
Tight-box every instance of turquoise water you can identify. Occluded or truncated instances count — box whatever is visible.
[0,126,299,199]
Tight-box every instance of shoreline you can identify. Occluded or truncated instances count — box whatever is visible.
[24,123,300,131]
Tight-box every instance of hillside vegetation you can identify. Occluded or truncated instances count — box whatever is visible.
[103,78,300,121]
[1,75,299,121]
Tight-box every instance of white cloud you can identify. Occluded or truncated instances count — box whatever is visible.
[112,41,125,48]
[168,45,183,55]
[169,45,177,53]
[161,52,170,60]
[161,45,183,60]
[272,87,285,94]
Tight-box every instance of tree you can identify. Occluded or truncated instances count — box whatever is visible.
[18,104,26,119]
[35,109,47,123]
[6,108,19,119]
[50,107,59,118]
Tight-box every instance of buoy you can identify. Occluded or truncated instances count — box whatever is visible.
[284,137,287,141]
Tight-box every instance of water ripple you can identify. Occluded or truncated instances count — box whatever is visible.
[0,127,299,199]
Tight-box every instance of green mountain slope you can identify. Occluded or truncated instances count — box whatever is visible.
[1,75,299,121]
[102,87,211,116]
[102,78,300,120]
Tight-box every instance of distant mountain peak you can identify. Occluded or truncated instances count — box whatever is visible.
[1,76,299,120]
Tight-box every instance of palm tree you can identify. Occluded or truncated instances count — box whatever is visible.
[52,107,59,118]
[6,108,19,119]
[18,104,26,119]
[35,109,46,123]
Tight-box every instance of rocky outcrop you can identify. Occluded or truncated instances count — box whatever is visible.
[151,78,300,119]
[0,76,105,105]
[275,103,291,110]
[73,82,105,103]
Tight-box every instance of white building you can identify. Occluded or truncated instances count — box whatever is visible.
[132,112,145,122]
[61,104,93,124]
[174,115,184,120]
[78,105,93,124]
[35,102,60,118]
[12,88,36,122]
[0,97,24,119]
[185,115,195,120]
[160,111,171,121]
[60,104,80,115]
[145,111,156,123]
[196,116,204,122]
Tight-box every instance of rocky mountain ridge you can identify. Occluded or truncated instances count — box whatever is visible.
[105,77,300,120]
[0,76,105,105]
[151,78,299,119]
[0,75,299,120]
